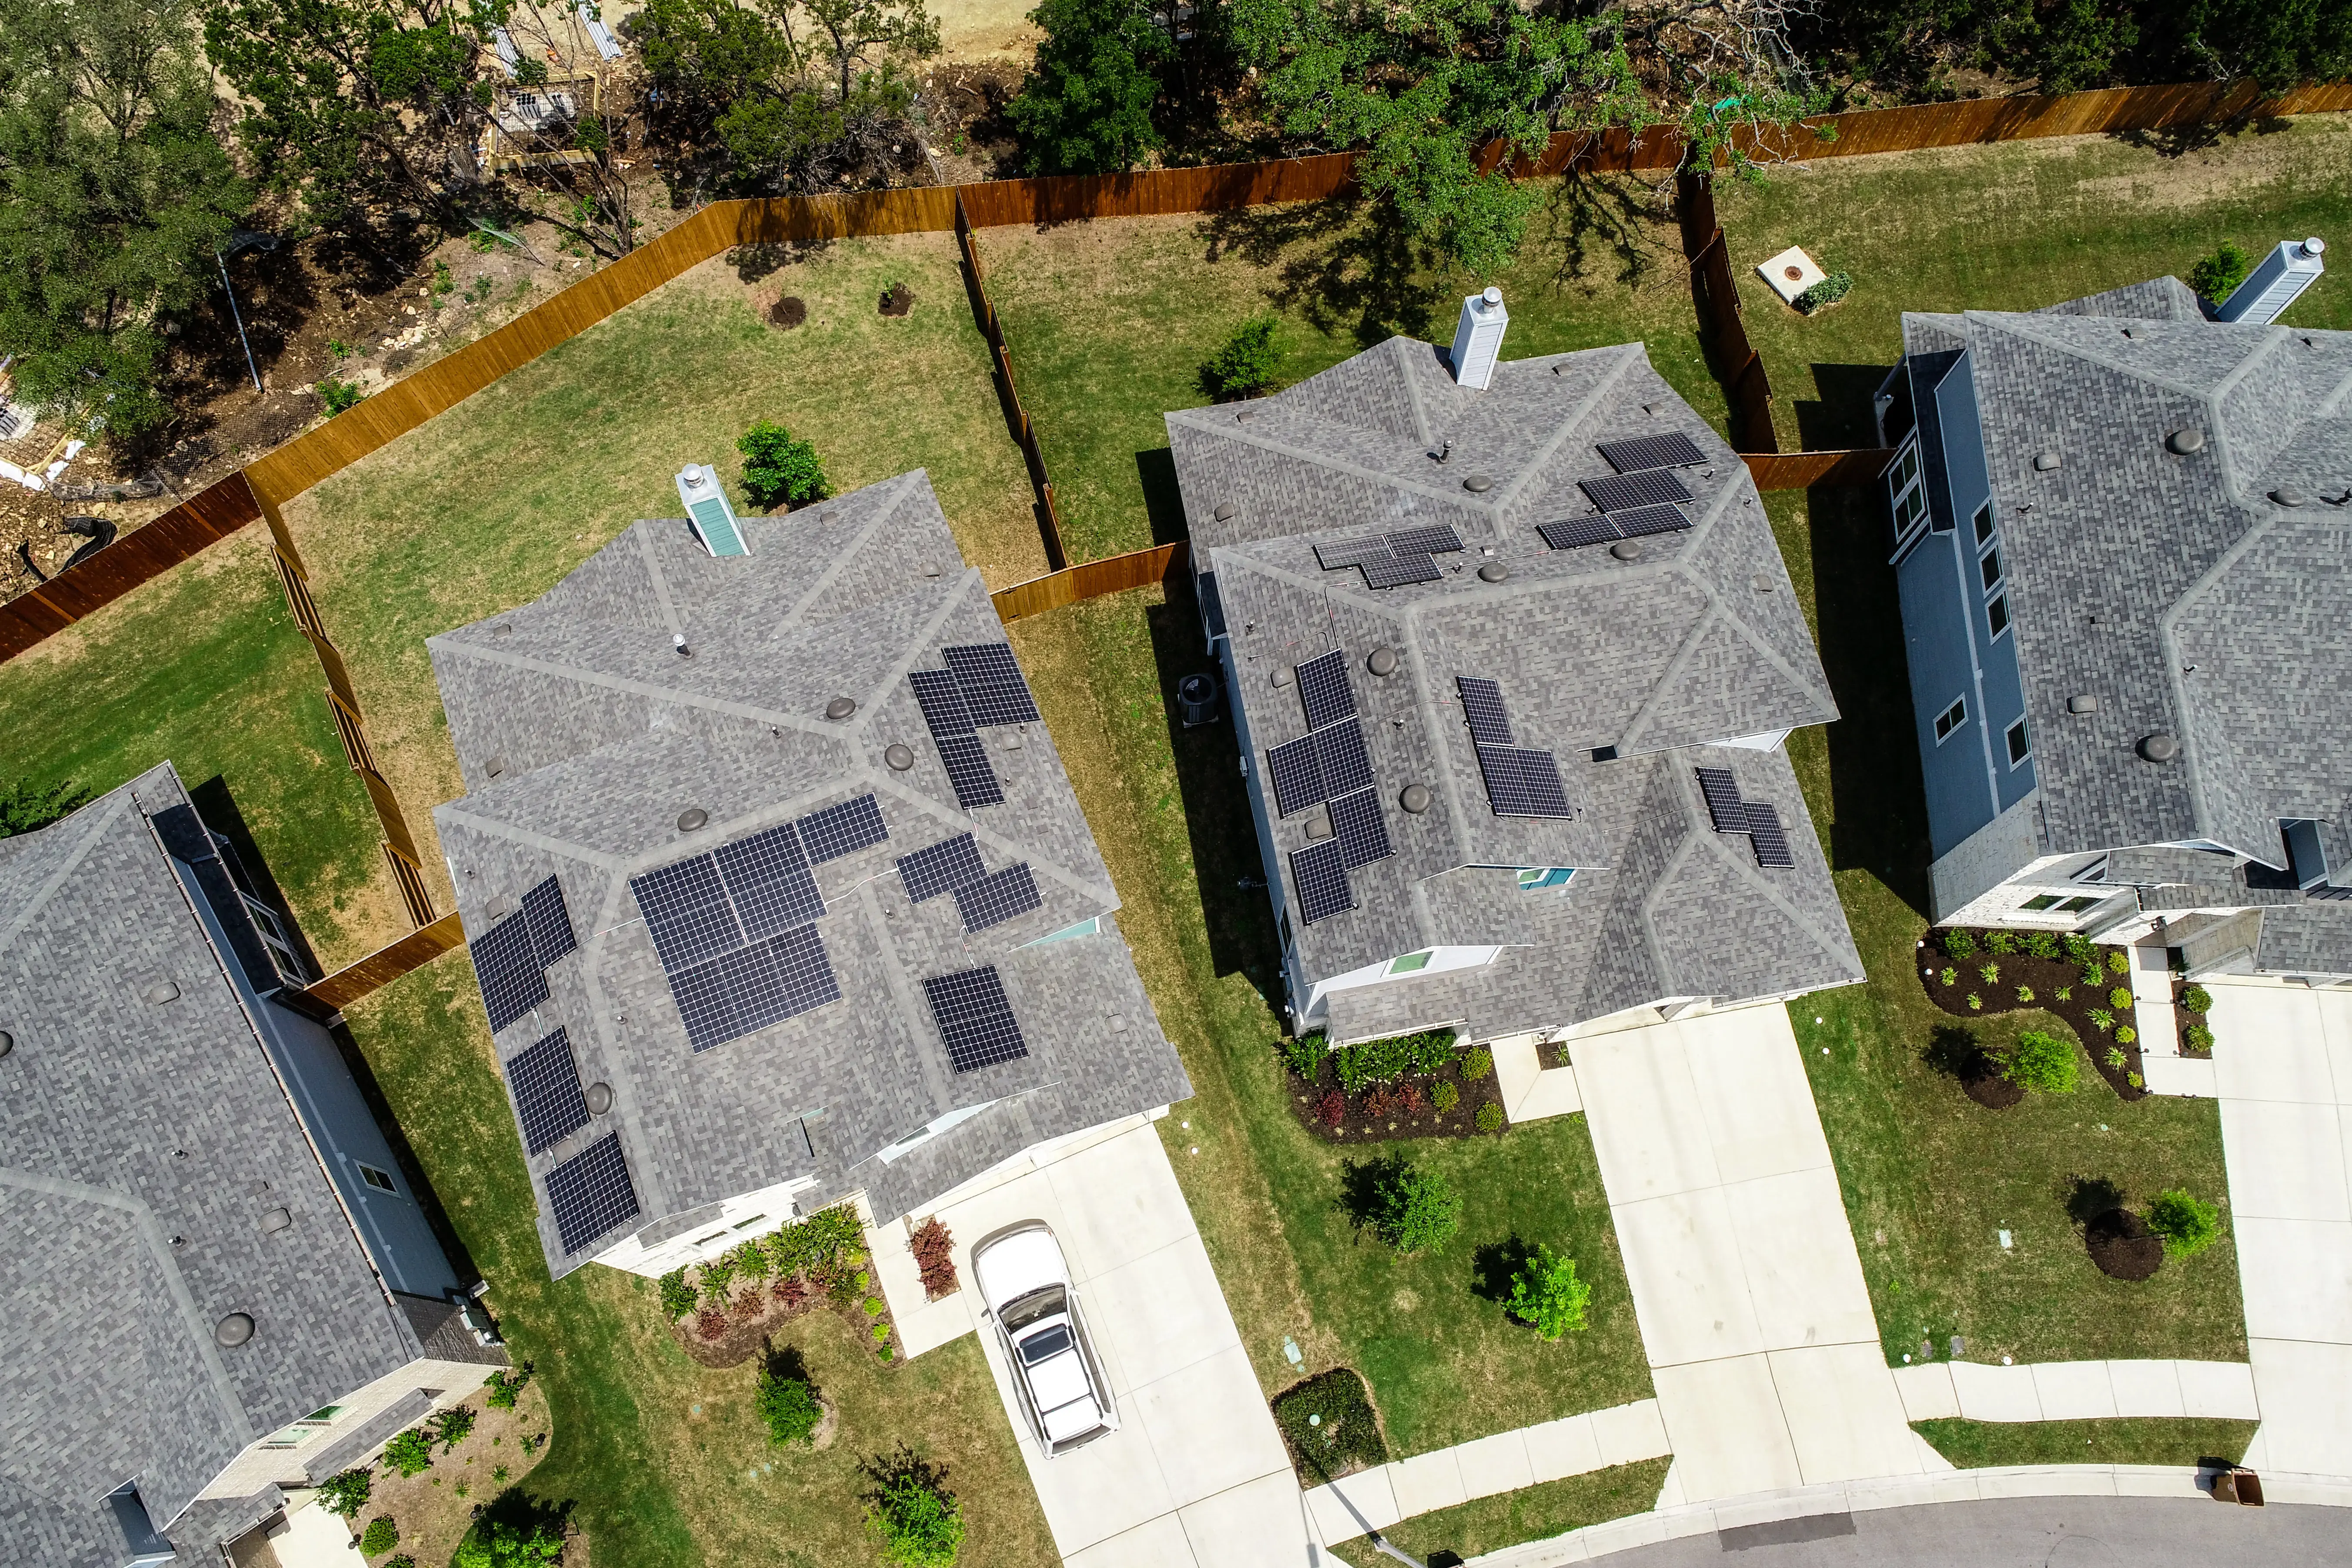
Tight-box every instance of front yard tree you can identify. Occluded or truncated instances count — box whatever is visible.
[1010,0,1172,174]
[0,0,251,442]
[1507,1243,1592,1339]
[2002,1029,2080,1095]
[1367,1154,1462,1255]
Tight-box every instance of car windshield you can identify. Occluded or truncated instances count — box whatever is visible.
[1018,1324,1073,1365]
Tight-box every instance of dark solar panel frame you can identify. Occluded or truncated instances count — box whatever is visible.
[1745,802,1795,867]
[1295,650,1357,731]
[715,824,824,938]
[1266,735,1325,817]
[897,833,987,902]
[924,966,1030,1073]
[1694,768,1747,833]
[712,942,792,1042]
[506,1028,591,1155]
[1313,720,1376,799]
[1539,516,1620,550]
[935,733,1005,810]
[797,794,889,861]
[546,1133,640,1255]
[1387,524,1465,557]
[1456,677,1514,747]
[1360,553,1443,588]
[909,668,977,736]
[1290,838,1355,924]
[630,854,743,973]
[1599,432,1707,474]
[1326,788,1392,869]
[1609,503,1692,538]
[473,913,550,1034]
[669,952,743,1051]
[955,863,1042,932]
[771,925,841,1017]
[521,877,577,967]
[1315,536,1394,570]
[1477,746,1575,818]
[943,643,1042,727]
[1580,469,1694,513]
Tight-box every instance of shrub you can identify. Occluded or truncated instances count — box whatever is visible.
[2115,1025,2137,1045]
[2003,1030,2079,1094]
[700,1254,738,1301]
[2063,933,2098,966]
[2188,240,2252,304]
[360,1517,399,1555]
[770,1204,864,1280]
[737,420,830,509]
[316,1468,372,1519]
[733,1237,773,1282]
[1794,269,1853,312]
[454,1516,564,1568]
[1986,930,2016,955]
[2109,986,2135,1013]
[2016,985,2034,1003]
[910,1217,957,1298]
[862,1448,965,1568]
[1280,1033,1323,1083]
[1201,314,1284,400]
[1464,1046,1494,1081]
[1506,1244,1592,1339]
[1368,1157,1462,1255]
[2146,1188,2222,1257]
[382,1428,433,1478]
[483,1365,533,1410]
[1271,1368,1388,1479]
[2128,1071,2144,1089]
[2105,1046,2126,1068]
[320,377,366,416]
[2089,1007,2113,1031]
[1364,1083,1399,1119]
[2082,964,2107,988]
[1401,1081,1425,1113]
[2055,986,2071,1002]
[1967,993,1981,1010]
[864,1297,886,1317]
[756,1368,823,1446]
[1334,1030,1455,1094]
[2185,1023,2215,1051]
[696,1307,729,1339]
[1940,967,1957,986]
[659,1269,697,1318]
[2107,950,2130,975]
[1318,1089,1347,1127]
[2024,932,2060,959]
[873,1321,893,1344]
[388,1558,417,1568]
[2181,985,2213,1015]
[1980,963,2000,984]
[1476,1102,1505,1133]
[1943,929,1977,958]
[1432,1080,1460,1113]
[430,1405,476,1452]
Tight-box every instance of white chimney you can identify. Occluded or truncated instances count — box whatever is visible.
[1450,287,1508,390]
[675,464,749,557]
[2215,237,2326,325]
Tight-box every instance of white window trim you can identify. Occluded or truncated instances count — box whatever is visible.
[1987,592,2011,641]
[1934,695,1967,745]
[2005,718,2032,769]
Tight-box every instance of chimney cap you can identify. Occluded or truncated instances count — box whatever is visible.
[1480,286,1502,306]
[2302,236,2327,256]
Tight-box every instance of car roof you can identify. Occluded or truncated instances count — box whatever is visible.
[974,1226,1069,1307]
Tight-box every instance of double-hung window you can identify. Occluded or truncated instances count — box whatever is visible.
[2006,719,2031,766]
[1887,440,1929,545]
[1934,696,1967,743]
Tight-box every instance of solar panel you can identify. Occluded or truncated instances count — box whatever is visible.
[545,1133,640,1255]
[1539,516,1619,550]
[715,824,824,938]
[1456,677,1514,747]
[898,833,987,902]
[668,952,743,1051]
[797,794,889,861]
[943,643,1042,726]
[521,877,576,967]
[1266,735,1325,817]
[923,966,1030,1073]
[1694,768,1747,833]
[1580,469,1693,512]
[629,855,743,973]
[1315,536,1393,570]
[770,924,841,1017]
[1609,502,1691,538]
[1599,432,1707,473]
[1745,802,1795,867]
[717,941,797,1040]
[909,668,976,736]
[1313,719,1376,798]
[472,912,550,1033]
[1477,746,1574,818]
[1295,650,1356,730]
[1326,788,1392,869]
[956,863,1042,932]
[1361,552,1443,588]
[506,1027,591,1155]
[1387,524,1465,557]
[935,733,1004,810]
[1290,839,1354,924]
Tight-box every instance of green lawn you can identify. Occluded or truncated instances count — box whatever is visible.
[1914,1418,2257,1470]
[1328,1458,1673,1568]
[1768,487,2245,1367]
[1716,115,2352,448]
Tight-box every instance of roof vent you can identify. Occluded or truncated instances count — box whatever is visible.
[144,981,179,1006]
[1306,814,1333,841]
[1591,746,1619,763]
[485,755,508,779]
[584,1082,612,1115]
[1750,572,1775,592]
[1450,287,1509,389]
[0,1030,10,1059]
[1367,646,1400,677]
[1271,667,1294,689]
[1477,562,1509,582]
[2068,694,2098,714]
[1463,473,1494,494]
[675,463,749,558]
[676,807,709,832]
[2272,486,2311,507]
[2166,428,2205,455]
[1399,784,1433,814]
[1610,541,1643,562]
[2033,451,2062,471]
[825,696,857,720]
[485,894,516,920]
[214,1313,255,1348]
[2138,732,2180,762]
[492,621,513,637]
[1213,502,1236,522]
[672,633,692,658]
[884,743,916,771]
[261,1207,292,1233]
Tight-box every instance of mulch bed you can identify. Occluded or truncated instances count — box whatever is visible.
[770,294,807,328]
[879,283,915,316]
[1282,1058,1507,1144]
[669,1270,899,1370]
[2085,1207,2165,1281]
[1271,1368,1390,1484]
[340,1378,555,1568]
[1919,928,2148,1102]
[2175,980,2215,1058]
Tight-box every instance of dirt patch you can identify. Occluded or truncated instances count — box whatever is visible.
[770,295,808,329]
[341,1377,555,1568]
[1959,1056,2026,1110]
[1921,929,2148,1101]
[2086,1207,2165,1282]
[880,282,917,316]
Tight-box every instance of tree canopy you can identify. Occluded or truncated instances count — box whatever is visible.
[1009,0,1173,174]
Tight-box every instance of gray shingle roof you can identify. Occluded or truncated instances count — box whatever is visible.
[0,765,422,1568]
[1168,338,1862,1028]
[427,471,1189,1279]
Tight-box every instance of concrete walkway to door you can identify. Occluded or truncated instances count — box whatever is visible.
[1572,1004,1936,1501]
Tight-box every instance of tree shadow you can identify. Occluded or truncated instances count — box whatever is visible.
[1470,1235,1538,1307]
[188,776,321,977]
[468,1483,573,1543]
[859,1441,954,1506]
[1336,1154,1407,1236]
[1921,1024,1983,1080]
[763,1340,812,1386]
[1539,171,1676,293]
[1194,197,1439,348]
[2066,1175,2126,1227]
[1793,364,1894,451]
[2108,116,2289,160]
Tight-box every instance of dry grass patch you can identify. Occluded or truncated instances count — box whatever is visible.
[345,1379,554,1566]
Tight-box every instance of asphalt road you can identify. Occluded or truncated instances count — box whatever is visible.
[1583,1497,2348,1567]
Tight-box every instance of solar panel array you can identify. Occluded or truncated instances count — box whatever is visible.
[897,833,987,903]
[1295,650,1357,730]
[546,1133,641,1254]
[955,864,1043,932]
[1312,523,1465,590]
[799,795,889,863]
[1692,767,1796,869]
[669,926,843,1051]
[1266,653,1396,923]
[1599,432,1707,474]
[1289,839,1355,924]
[1326,788,1392,869]
[909,642,1042,811]
[471,876,578,1033]
[1455,677,1576,819]
[506,1027,592,1155]
[924,966,1030,1073]
[1613,503,1692,539]
[714,823,824,938]
[1579,469,1693,513]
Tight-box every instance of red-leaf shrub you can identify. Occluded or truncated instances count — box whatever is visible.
[1365,1085,1398,1118]
[695,1307,729,1340]
[1319,1090,1348,1127]
[773,1274,808,1307]
[1402,1082,1425,1113]
[910,1218,959,1300]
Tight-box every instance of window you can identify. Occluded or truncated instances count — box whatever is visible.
[2058,896,2100,912]
[2006,719,2031,766]
[1516,867,1574,891]
[731,1213,769,1230]
[1987,594,2010,638]
[1887,441,1930,542]
[1934,696,1967,742]
[2020,894,2061,911]
[1388,951,1432,975]
[1893,483,1928,536]
[1973,502,1995,546]
[358,1163,397,1194]
[1980,546,2003,592]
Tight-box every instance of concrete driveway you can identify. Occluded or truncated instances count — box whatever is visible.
[1572,1003,1929,1501]
[866,1117,1310,1567]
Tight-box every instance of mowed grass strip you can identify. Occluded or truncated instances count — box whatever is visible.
[1914,1418,2258,1470]
[1010,587,1651,1458]
[281,234,1041,922]
[1768,487,2244,1368]
[1327,1457,1673,1568]
[343,959,1059,1568]
[1716,117,2352,448]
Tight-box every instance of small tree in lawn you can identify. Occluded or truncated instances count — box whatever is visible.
[756,1366,824,1446]
[2003,1030,2079,1095]
[1369,1156,1462,1256]
[737,421,831,510]
[314,1468,372,1519]
[1506,1244,1592,1340]
[862,1444,965,1567]
[2189,241,2253,305]
[2147,1188,2222,1258]
[1200,314,1284,401]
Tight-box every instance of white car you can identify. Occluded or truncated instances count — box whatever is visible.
[972,1223,1118,1457]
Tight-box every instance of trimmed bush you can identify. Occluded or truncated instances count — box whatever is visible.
[1280,1033,1323,1083]
[2115,1025,2138,1046]
[1476,1102,1505,1133]
[1464,1046,1494,1081]
[1201,314,1285,399]
[1318,1089,1347,1127]
[756,1367,823,1446]
[1432,1080,1460,1113]
[2146,1188,2222,1257]
[315,1468,371,1519]
[2024,932,2060,959]
[360,1516,399,1555]
[1986,930,2016,955]
[454,1516,563,1568]
[1795,270,1853,311]
[1943,929,1977,958]
[1980,963,2000,983]
[2082,964,2107,988]
[733,1237,773,1282]
[659,1269,697,1318]
[1367,1157,1462,1255]
[2185,1023,2215,1051]
[2109,986,2135,1013]
[2003,1030,2079,1094]
[2181,985,2213,1015]
[483,1365,533,1410]
[863,1448,965,1567]
[737,420,830,509]
[1506,1244,1592,1339]
[382,1428,433,1478]
[2107,950,2130,975]
[2189,240,2252,304]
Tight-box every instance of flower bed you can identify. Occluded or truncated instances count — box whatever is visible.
[1918,928,2147,1102]
[2175,980,2216,1058]
[1276,1029,1508,1143]
[657,1204,900,1368]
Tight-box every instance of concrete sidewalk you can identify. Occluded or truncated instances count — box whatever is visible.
[1890,1359,2257,1423]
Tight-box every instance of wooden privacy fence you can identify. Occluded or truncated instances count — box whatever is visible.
[956,193,1067,571]
[302,911,467,1013]
[1742,450,1895,490]
[992,541,1189,622]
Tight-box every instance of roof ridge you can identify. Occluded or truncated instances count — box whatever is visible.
[0,789,136,954]
[1491,344,1644,515]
